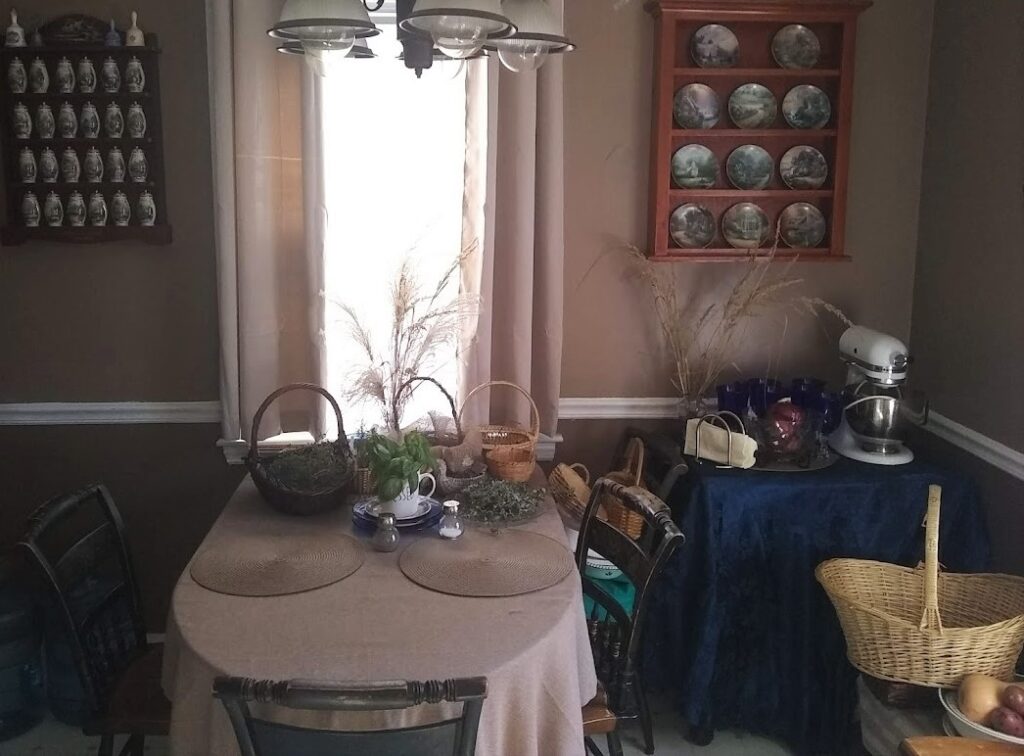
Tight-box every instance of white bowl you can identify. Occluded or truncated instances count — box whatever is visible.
[566,527,624,580]
[939,688,1024,745]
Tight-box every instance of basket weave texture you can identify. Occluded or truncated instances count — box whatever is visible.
[817,485,1024,688]
[459,381,539,482]
[601,438,647,540]
[549,463,592,521]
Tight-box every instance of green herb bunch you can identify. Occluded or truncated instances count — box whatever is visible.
[458,479,544,524]
[365,431,437,502]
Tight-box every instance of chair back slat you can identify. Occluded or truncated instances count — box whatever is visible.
[53,522,118,590]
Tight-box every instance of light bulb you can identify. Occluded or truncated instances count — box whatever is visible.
[429,14,487,59]
[302,39,352,77]
[497,40,549,72]
[300,26,357,55]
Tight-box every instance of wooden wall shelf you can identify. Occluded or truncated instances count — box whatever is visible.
[1,224,172,245]
[646,0,871,262]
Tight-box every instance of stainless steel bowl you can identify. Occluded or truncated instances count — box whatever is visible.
[844,387,907,454]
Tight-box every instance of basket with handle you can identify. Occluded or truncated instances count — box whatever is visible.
[600,437,646,540]
[817,485,1024,688]
[458,381,540,482]
[549,463,593,522]
[246,383,355,516]
[393,376,462,448]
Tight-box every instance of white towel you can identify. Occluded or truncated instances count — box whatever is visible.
[684,418,757,469]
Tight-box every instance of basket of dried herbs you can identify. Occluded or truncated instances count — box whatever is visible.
[456,478,545,526]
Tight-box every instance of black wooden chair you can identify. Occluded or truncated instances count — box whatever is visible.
[17,484,170,756]
[578,479,685,756]
[213,676,487,756]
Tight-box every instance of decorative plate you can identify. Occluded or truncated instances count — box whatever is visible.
[772,24,822,69]
[722,203,771,249]
[728,83,778,129]
[726,145,774,190]
[671,144,718,189]
[674,83,721,129]
[780,145,828,189]
[783,85,832,129]
[352,500,443,531]
[779,202,827,248]
[354,497,438,522]
[670,203,716,248]
[690,24,739,68]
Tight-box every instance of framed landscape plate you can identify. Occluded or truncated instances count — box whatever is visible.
[780,145,828,189]
[728,83,778,129]
[670,203,716,248]
[672,144,719,189]
[726,145,774,190]
[722,202,771,249]
[772,24,822,69]
[779,202,827,248]
[674,83,721,129]
[783,85,832,129]
[690,24,739,68]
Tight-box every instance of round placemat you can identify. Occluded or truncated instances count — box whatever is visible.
[190,532,365,597]
[399,530,574,598]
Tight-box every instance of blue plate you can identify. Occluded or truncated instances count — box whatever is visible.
[352,500,443,533]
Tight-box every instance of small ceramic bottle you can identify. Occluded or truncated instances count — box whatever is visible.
[21,191,40,227]
[83,147,103,182]
[12,102,30,138]
[101,57,120,92]
[104,102,123,137]
[88,192,108,226]
[44,191,63,227]
[66,191,87,227]
[126,12,145,47]
[126,103,146,138]
[372,513,401,553]
[7,56,26,93]
[104,19,122,48]
[35,103,55,138]
[55,57,75,93]
[28,57,47,93]
[137,191,156,226]
[18,147,36,182]
[5,9,26,47]
[80,102,99,138]
[128,147,148,183]
[125,57,145,93]
[57,102,77,138]
[38,148,58,183]
[61,148,81,182]
[106,147,126,183]
[111,191,131,226]
[77,57,96,93]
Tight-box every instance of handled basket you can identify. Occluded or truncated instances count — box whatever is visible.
[549,463,593,522]
[459,381,540,482]
[601,437,646,540]
[246,384,355,516]
[817,485,1024,688]
[393,376,462,448]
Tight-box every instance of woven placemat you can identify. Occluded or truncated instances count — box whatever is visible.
[399,530,574,597]
[190,532,365,597]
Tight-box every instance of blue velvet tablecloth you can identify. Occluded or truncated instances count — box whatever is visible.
[643,457,990,756]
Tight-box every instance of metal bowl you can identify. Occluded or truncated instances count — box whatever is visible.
[844,389,906,454]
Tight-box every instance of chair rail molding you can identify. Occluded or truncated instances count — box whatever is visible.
[0,401,222,426]
[926,411,1024,483]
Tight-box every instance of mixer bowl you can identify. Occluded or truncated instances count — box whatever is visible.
[845,393,907,454]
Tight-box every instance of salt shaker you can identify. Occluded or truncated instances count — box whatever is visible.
[438,500,464,540]
[372,512,401,553]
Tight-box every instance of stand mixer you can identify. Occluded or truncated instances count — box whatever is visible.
[828,326,927,465]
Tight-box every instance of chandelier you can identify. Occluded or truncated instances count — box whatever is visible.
[268,0,574,75]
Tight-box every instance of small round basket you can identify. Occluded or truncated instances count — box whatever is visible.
[484,445,535,483]
[394,376,462,448]
[458,381,539,457]
[601,438,646,540]
[549,463,592,522]
[246,384,355,516]
[436,458,487,496]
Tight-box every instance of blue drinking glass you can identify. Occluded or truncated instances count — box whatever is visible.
[748,378,786,418]
[790,377,827,408]
[716,381,750,418]
[815,391,845,434]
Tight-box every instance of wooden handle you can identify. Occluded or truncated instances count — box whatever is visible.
[570,463,590,485]
[393,376,461,437]
[623,437,645,486]
[457,381,540,440]
[247,384,346,465]
[919,484,944,633]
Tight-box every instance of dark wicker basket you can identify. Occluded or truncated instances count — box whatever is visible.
[246,384,355,516]
[393,376,463,447]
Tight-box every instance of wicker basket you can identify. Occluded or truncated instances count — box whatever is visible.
[484,444,535,483]
[353,468,374,496]
[817,485,1024,688]
[394,376,462,448]
[246,384,355,516]
[601,437,646,540]
[436,458,487,496]
[549,463,592,522]
[458,381,539,457]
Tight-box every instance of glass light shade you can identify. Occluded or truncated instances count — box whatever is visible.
[400,0,514,60]
[269,0,381,42]
[488,0,574,71]
[277,38,376,58]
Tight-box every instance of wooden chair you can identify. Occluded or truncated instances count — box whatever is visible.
[17,484,169,756]
[900,737,1024,755]
[578,479,685,756]
[213,676,487,756]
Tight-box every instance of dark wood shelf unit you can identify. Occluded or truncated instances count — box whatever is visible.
[1,224,172,245]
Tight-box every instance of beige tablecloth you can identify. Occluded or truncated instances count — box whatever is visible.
[162,473,597,756]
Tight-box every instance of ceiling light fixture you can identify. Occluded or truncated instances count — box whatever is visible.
[269,0,382,57]
[487,0,574,72]
[399,0,515,60]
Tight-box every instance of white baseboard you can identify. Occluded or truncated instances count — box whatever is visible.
[0,401,222,426]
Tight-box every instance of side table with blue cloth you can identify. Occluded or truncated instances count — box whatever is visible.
[642,457,990,756]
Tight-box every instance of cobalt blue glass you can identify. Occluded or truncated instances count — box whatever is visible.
[716,381,750,417]
[790,377,827,408]
[816,391,845,434]
[749,378,786,418]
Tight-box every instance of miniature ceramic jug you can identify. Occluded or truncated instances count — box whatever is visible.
[12,102,30,138]
[18,147,36,182]
[38,148,58,182]
[57,102,77,138]
[78,57,96,93]
[106,147,126,183]
[83,147,103,183]
[101,57,120,92]
[126,12,145,47]
[125,57,144,93]
[5,9,25,47]
[55,57,75,93]
[137,191,156,226]
[104,102,124,137]
[61,148,80,182]
[88,192,108,226]
[127,103,146,138]
[21,191,40,227]
[35,103,55,138]
[80,102,99,138]
[28,57,47,93]
[128,147,148,183]
[44,192,63,227]
[105,19,122,47]
[66,192,86,227]
[7,56,26,93]
[111,191,131,226]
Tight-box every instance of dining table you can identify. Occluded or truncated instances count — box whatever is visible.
[161,470,598,756]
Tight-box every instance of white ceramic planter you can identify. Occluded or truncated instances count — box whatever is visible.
[377,472,436,519]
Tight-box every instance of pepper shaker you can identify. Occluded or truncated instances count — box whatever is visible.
[372,512,401,553]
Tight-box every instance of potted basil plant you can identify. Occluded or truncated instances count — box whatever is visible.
[365,431,437,518]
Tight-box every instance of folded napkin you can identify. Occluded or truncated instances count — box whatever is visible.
[684,417,757,469]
